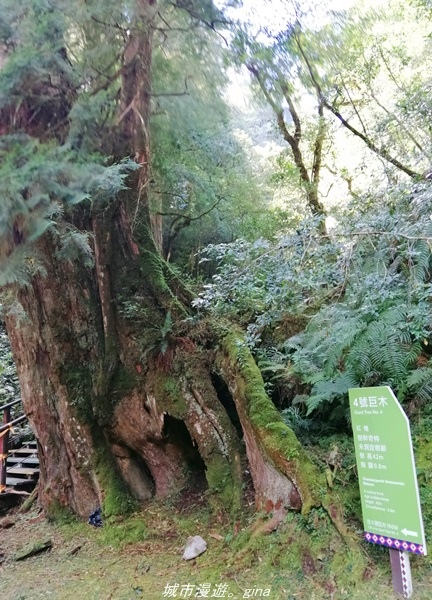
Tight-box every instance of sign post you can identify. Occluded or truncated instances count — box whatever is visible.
[349,386,426,599]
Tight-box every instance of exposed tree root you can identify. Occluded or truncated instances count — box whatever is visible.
[322,494,363,552]
[18,485,39,514]
[215,327,323,523]
[249,508,288,537]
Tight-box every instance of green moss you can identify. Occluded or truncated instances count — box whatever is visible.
[136,247,186,317]
[163,376,182,398]
[140,249,171,294]
[413,436,432,556]
[227,509,369,594]
[219,330,324,515]
[57,512,148,549]
[232,509,369,592]
[329,547,369,589]
[97,516,148,548]
[107,363,137,406]
[132,220,190,316]
[45,500,77,524]
[93,434,137,518]
[65,360,137,426]
[205,453,240,513]
[150,372,188,418]
[150,364,243,516]
[415,437,432,472]
[62,365,94,423]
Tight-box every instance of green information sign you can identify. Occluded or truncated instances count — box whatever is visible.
[349,386,427,556]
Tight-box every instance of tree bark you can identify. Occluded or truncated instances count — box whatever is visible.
[5,273,323,520]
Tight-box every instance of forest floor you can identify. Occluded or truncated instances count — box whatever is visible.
[1,497,432,600]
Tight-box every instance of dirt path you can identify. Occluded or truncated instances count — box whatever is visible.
[1,507,431,600]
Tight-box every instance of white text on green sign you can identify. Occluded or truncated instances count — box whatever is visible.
[349,386,426,555]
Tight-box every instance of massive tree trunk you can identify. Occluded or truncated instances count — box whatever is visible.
[5,259,323,520]
[1,0,324,524]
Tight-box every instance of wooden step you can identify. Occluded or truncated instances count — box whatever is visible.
[10,441,38,450]
[9,448,38,456]
[24,441,38,447]
[7,457,39,466]
[6,467,39,477]
[6,477,34,486]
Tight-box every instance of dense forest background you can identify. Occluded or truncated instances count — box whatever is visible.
[2,0,432,594]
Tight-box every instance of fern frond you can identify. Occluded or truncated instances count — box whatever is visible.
[409,240,431,283]
[405,366,432,403]
[56,230,94,268]
[306,373,357,415]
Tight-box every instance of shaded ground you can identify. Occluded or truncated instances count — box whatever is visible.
[1,499,432,600]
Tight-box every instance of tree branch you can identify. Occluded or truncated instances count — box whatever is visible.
[156,11,199,32]
[324,103,421,179]
[296,35,422,180]
[246,63,310,185]
[90,65,123,96]
[150,76,190,97]
[278,78,302,142]
[91,15,128,33]
[158,196,223,221]
[168,0,230,45]
[340,76,369,137]
[368,89,427,157]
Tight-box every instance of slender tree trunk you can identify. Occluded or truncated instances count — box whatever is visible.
[247,63,327,233]
[119,0,163,251]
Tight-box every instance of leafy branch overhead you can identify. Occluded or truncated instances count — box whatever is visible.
[229,0,430,236]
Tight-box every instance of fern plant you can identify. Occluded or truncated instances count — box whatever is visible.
[284,190,432,422]
[195,181,432,427]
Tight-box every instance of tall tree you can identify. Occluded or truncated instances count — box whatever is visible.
[0,0,334,534]
[230,0,430,226]
[232,27,328,232]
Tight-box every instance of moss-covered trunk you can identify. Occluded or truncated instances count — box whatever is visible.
[5,269,325,520]
[215,330,322,518]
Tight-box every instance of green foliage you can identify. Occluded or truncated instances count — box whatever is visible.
[194,214,342,327]
[315,0,432,177]
[117,298,150,323]
[0,0,268,285]
[0,132,136,284]
[148,7,273,267]
[197,181,432,427]
[230,0,432,215]
[56,229,94,267]
[137,310,175,362]
[0,323,21,407]
[404,366,432,403]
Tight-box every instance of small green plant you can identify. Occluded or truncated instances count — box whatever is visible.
[118,298,150,323]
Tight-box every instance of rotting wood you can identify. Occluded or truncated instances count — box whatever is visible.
[14,539,52,561]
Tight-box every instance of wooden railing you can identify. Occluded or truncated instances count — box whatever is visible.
[0,399,27,493]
